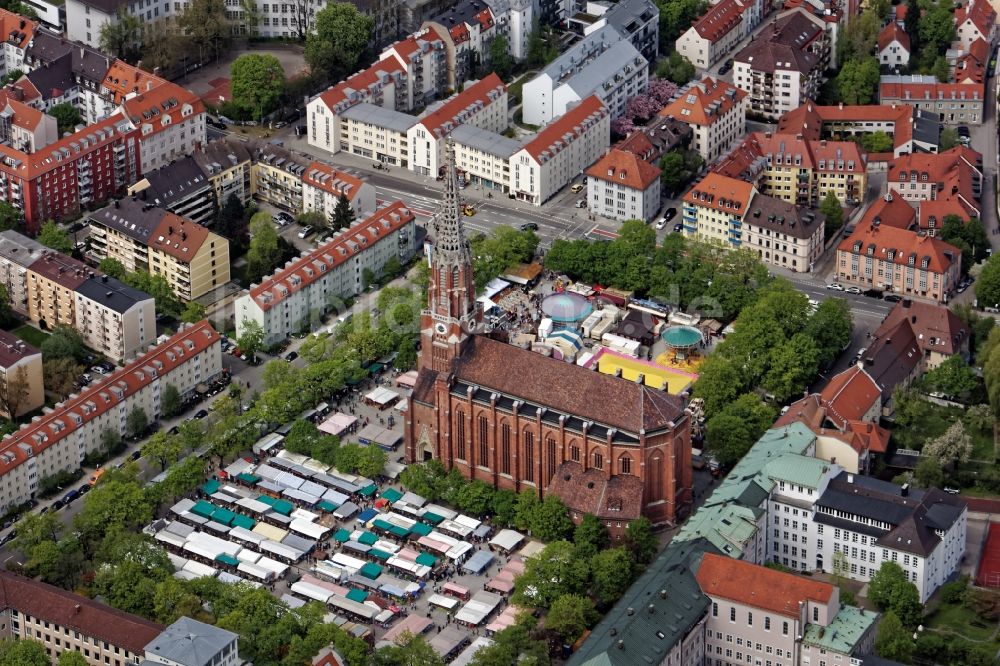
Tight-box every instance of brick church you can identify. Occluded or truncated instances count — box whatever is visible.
[404,143,693,535]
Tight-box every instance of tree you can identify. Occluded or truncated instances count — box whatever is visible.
[305,4,374,81]
[590,547,634,605]
[967,404,994,433]
[123,270,182,318]
[859,131,893,154]
[74,478,154,552]
[489,36,512,79]
[58,651,89,666]
[37,220,72,253]
[395,337,417,370]
[180,301,207,324]
[805,298,853,367]
[40,325,84,360]
[125,406,149,439]
[525,19,557,69]
[940,127,960,150]
[657,50,696,85]
[178,0,231,63]
[914,456,945,488]
[573,513,609,559]
[331,193,356,232]
[43,358,83,400]
[101,427,124,457]
[923,356,978,398]
[625,516,658,563]
[940,215,989,268]
[98,7,141,61]
[48,103,82,135]
[0,366,31,418]
[237,319,264,363]
[820,191,844,238]
[372,634,445,666]
[762,333,821,402]
[470,226,540,289]
[868,561,923,628]
[931,54,950,82]
[530,495,574,542]
[923,420,973,468]
[545,594,595,643]
[246,213,283,284]
[216,193,248,243]
[0,639,50,666]
[836,56,880,105]
[98,257,127,279]
[705,394,776,466]
[160,383,182,419]
[514,541,589,608]
[0,201,22,232]
[978,253,1000,309]
[455,479,495,516]
[143,431,183,471]
[875,611,915,663]
[231,54,285,121]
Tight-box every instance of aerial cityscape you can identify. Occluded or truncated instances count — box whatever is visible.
[0,0,993,663]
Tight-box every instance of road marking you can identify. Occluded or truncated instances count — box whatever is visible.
[588,226,619,239]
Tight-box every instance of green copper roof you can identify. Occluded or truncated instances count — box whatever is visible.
[801,606,878,655]
[765,454,833,489]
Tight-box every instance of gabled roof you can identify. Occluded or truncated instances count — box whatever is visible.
[121,81,204,138]
[874,299,969,357]
[837,223,960,274]
[302,161,365,200]
[519,96,608,164]
[878,21,909,52]
[0,329,38,369]
[683,172,755,213]
[859,193,916,230]
[778,102,915,152]
[0,9,34,50]
[547,461,644,520]
[317,59,406,115]
[955,0,996,38]
[695,553,833,617]
[688,0,745,41]
[150,210,213,264]
[585,148,661,190]
[27,250,92,289]
[103,59,168,105]
[819,365,881,430]
[415,73,506,138]
[880,77,984,104]
[735,38,818,73]
[659,77,745,126]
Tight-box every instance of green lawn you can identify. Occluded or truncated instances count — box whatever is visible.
[11,325,50,349]
[892,400,993,460]
[925,601,1000,646]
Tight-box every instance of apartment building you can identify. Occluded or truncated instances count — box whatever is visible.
[0,231,46,315]
[191,140,253,208]
[302,162,377,220]
[675,0,765,69]
[0,330,42,419]
[338,103,415,168]
[836,222,962,302]
[88,198,232,301]
[581,0,659,62]
[697,554,877,666]
[521,25,648,125]
[777,102,940,157]
[142,618,239,666]
[733,10,829,121]
[876,298,970,371]
[129,156,215,225]
[66,0,182,48]
[236,202,417,346]
[25,250,92,329]
[250,144,309,214]
[658,77,747,162]
[878,21,910,68]
[0,113,140,234]
[585,148,661,222]
[0,321,221,510]
[716,132,867,207]
[450,123,522,192]
[0,90,59,154]
[813,472,967,602]
[511,96,610,205]
[117,81,206,175]
[422,0,498,87]
[886,147,983,233]
[74,275,155,362]
[955,0,996,50]
[407,73,508,177]
[880,75,985,125]
[0,569,165,666]
[681,172,754,247]
[376,27,448,109]
[0,10,35,80]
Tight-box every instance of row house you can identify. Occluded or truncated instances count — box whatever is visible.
[408,73,508,177]
[511,96,610,205]
[192,140,253,208]
[675,0,765,69]
[130,156,214,224]
[235,201,417,346]
[0,113,139,233]
[955,0,996,51]
[87,197,231,301]
[522,25,648,126]
[450,123,522,192]
[658,77,747,163]
[338,103,415,168]
[777,102,940,157]
[733,9,830,121]
[880,75,985,126]
[301,161,377,220]
[0,321,221,511]
[836,221,962,302]
[422,0,497,88]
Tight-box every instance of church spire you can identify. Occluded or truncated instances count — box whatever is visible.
[433,138,472,264]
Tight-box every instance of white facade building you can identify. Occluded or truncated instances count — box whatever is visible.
[302,161,377,220]
[338,103,416,167]
[118,82,206,175]
[585,148,661,222]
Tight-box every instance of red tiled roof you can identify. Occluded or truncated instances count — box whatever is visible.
[318,60,406,115]
[0,9,34,50]
[837,224,961,274]
[845,420,890,453]
[520,96,608,163]
[0,321,219,477]
[819,365,881,429]
[683,172,754,213]
[689,0,745,41]
[547,461,644,520]
[476,8,494,30]
[0,569,164,654]
[150,210,211,264]
[695,553,834,618]
[416,73,506,138]
[659,77,746,126]
[878,21,909,52]
[875,299,969,356]
[0,91,44,131]
[777,103,914,152]
[0,329,38,369]
[250,201,415,311]
[28,250,92,289]
[302,161,365,200]
[103,59,166,105]
[888,147,983,227]
[0,113,129,181]
[880,79,984,104]
[121,81,205,138]
[859,192,916,230]
[585,148,661,190]
[616,130,656,160]
[450,23,471,43]
[956,0,996,39]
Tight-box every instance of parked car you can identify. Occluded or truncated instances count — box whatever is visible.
[571,183,584,193]
[957,125,971,137]
[519,222,539,231]
[884,294,902,302]
[98,360,114,372]
[826,283,844,291]
[673,223,683,233]
[943,487,960,495]
[845,286,863,295]
[91,365,108,375]
[297,226,314,239]
[654,217,667,230]
[285,351,299,362]
[274,211,294,226]
[68,221,87,233]
[194,409,209,420]
[663,207,677,221]
[575,199,587,208]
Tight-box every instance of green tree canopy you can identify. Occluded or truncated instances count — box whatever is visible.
[178,0,231,63]
[98,257,127,279]
[0,639,50,666]
[37,220,73,253]
[489,35,512,79]
[231,54,285,120]
[98,7,141,61]
[590,547,634,605]
[545,594,596,643]
[922,355,979,399]
[820,191,844,238]
[868,561,923,627]
[513,541,589,608]
[48,103,82,135]
[875,611,915,663]
[305,4,374,81]
[470,226,539,289]
[625,516,658,563]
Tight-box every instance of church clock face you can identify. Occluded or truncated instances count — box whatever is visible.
[435,322,448,336]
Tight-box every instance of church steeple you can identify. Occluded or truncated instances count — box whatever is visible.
[419,138,481,374]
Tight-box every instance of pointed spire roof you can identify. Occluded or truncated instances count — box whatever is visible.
[433,138,472,265]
